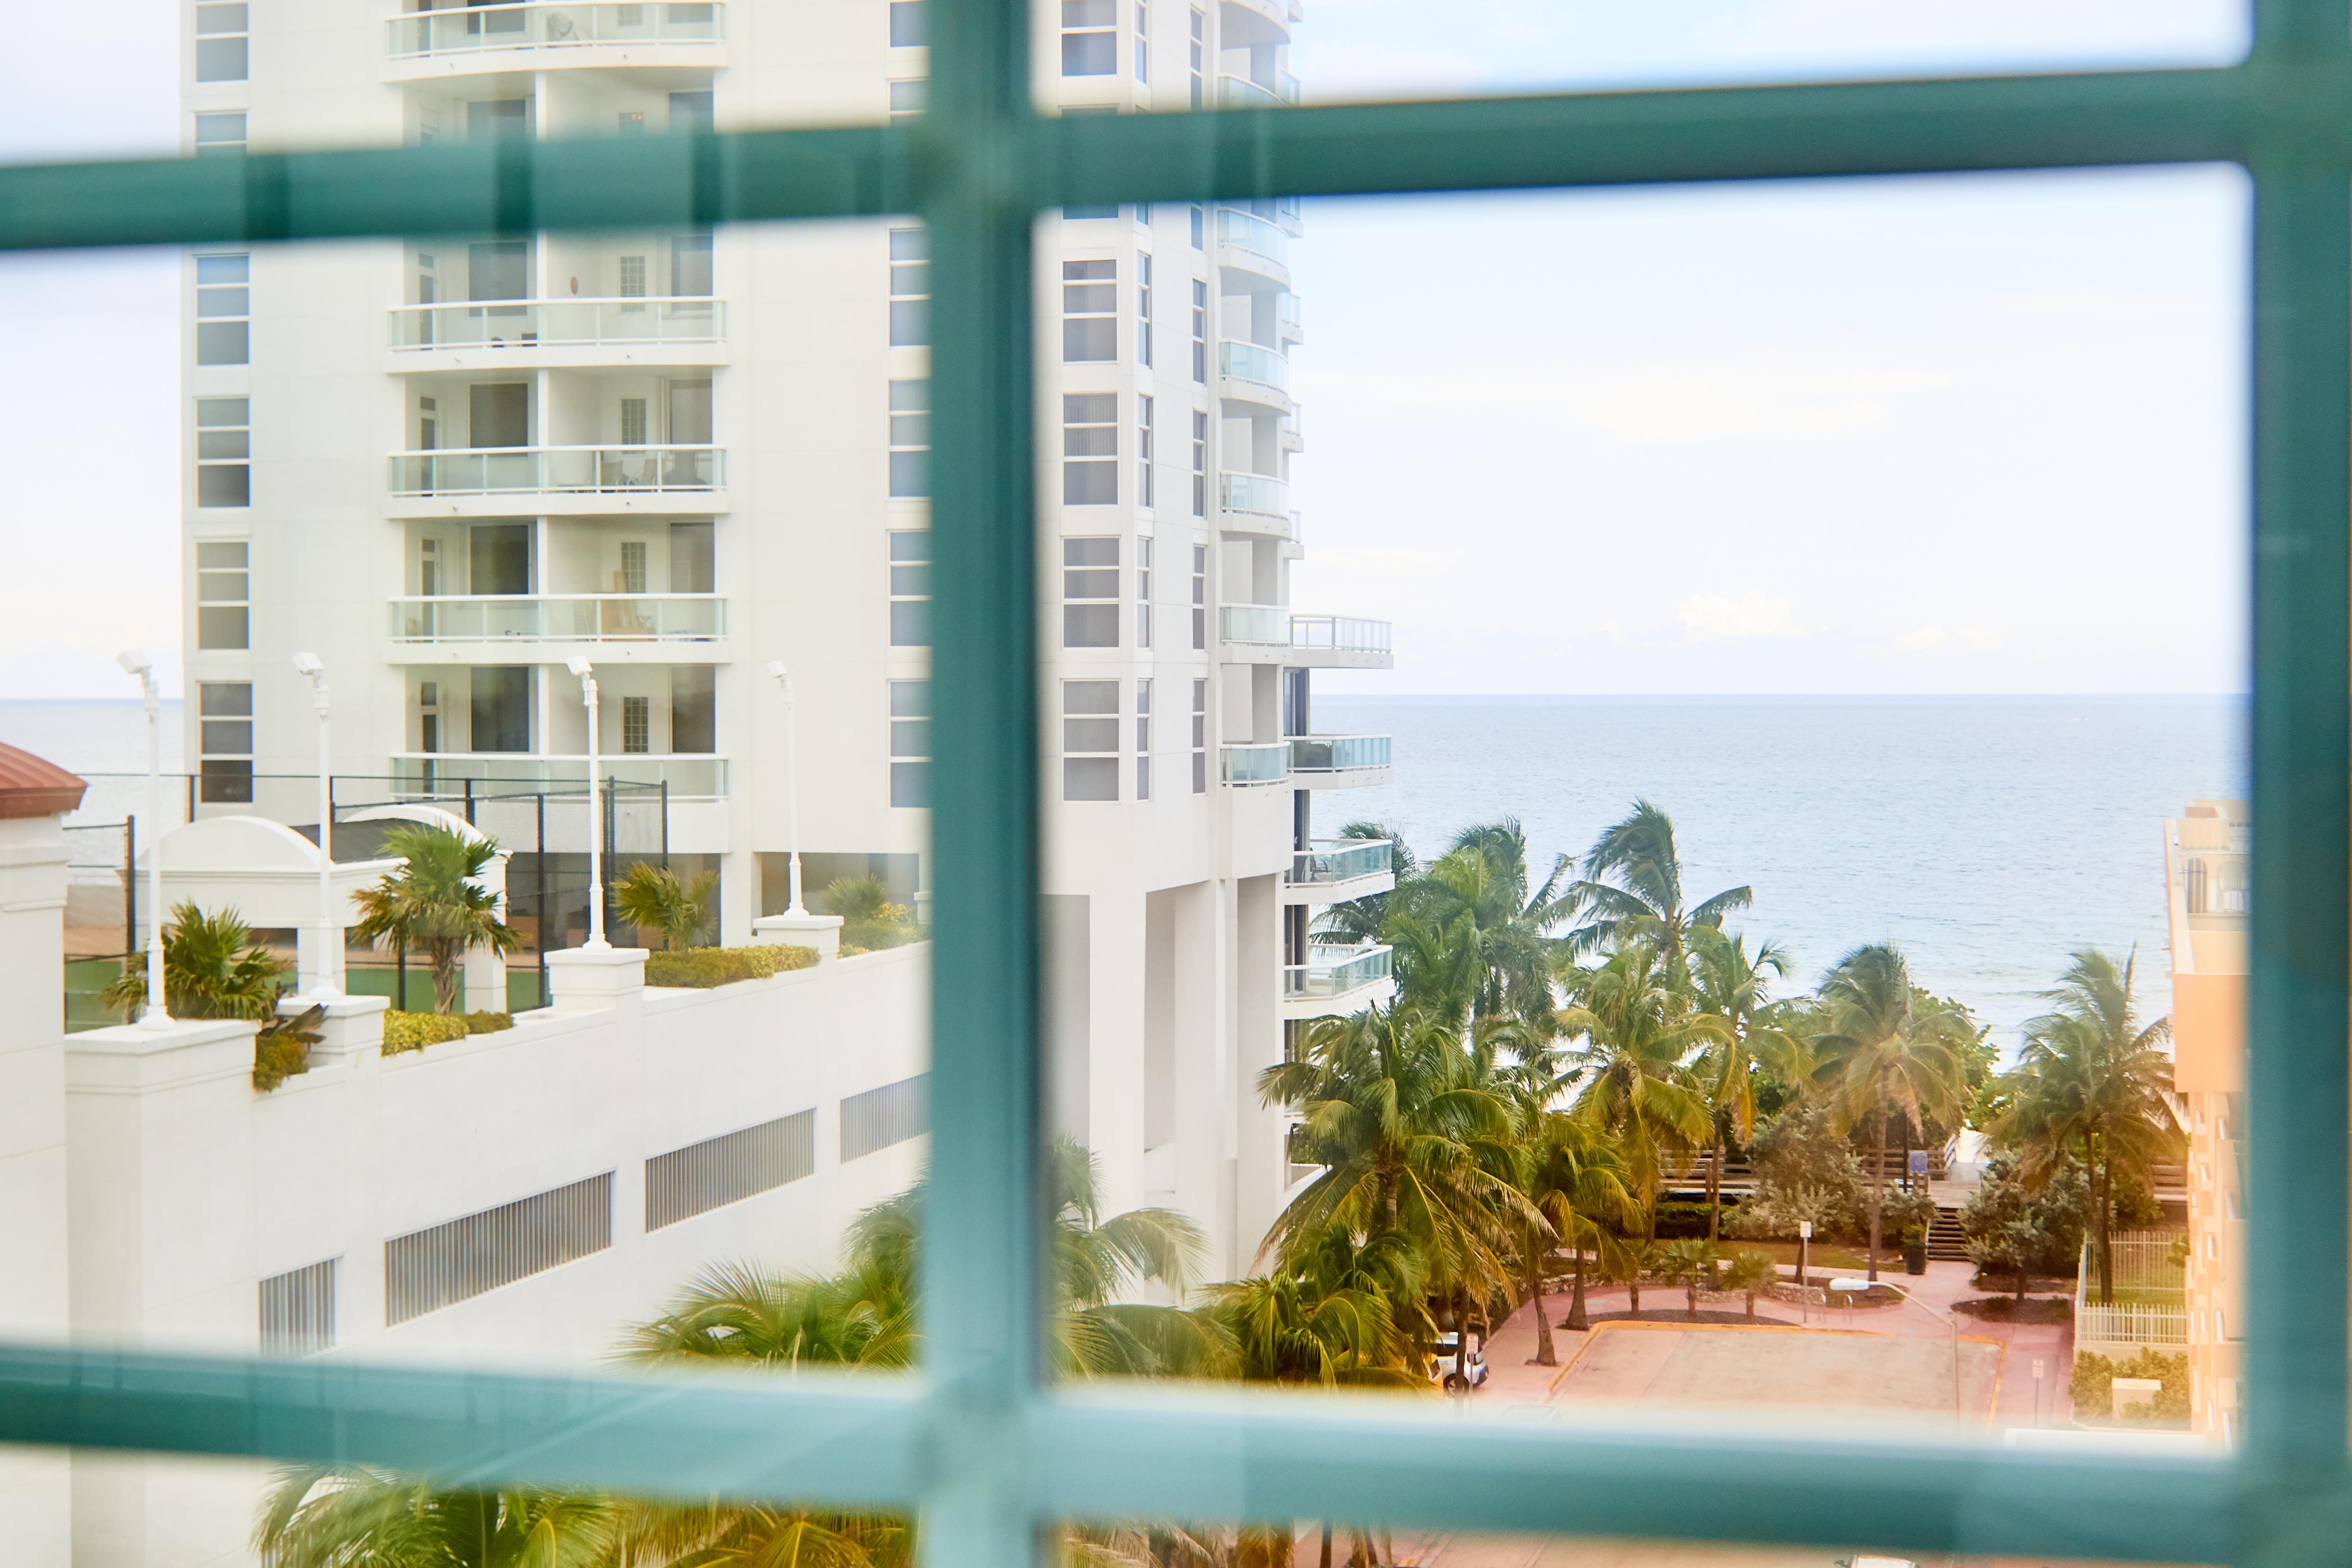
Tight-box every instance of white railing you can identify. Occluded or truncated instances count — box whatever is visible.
[1288,734,1391,773]
[1220,742,1289,785]
[388,2,723,59]
[1285,943,1392,1000]
[1216,207,1289,269]
[1288,615,1392,654]
[390,297,723,351]
[388,593,725,643]
[2076,1238,2189,1348]
[388,445,723,497]
[390,753,727,797]
[1288,839,1392,886]
[1218,471,1288,517]
[1217,339,1289,396]
[1216,74,1297,109]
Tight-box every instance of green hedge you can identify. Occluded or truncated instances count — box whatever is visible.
[1644,1200,1743,1239]
[644,944,818,988]
[381,1009,514,1057]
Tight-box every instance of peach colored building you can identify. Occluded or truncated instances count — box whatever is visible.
[2162,799,2246,1442]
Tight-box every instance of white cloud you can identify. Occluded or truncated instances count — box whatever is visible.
[1288,41,1483,102]
[1676,594,1817,642]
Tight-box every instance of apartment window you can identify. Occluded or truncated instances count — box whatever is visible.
[645,1112,816,1230]
[198,682,254,804]
[672,230,714,295]
[1190,543,1206,649]
[890,680,931,808]
[620,398,648,446]
[1135,679,1152,800]
[889,79,928,120]
[195,398,249,508]
[842,1075,930,1160]
[1189,279,1207,381]
[618,254,647,299]
[195,2,247,81]
[258,1259,337,1358]
[890,227,929,347]
[618,111,645,135]
[194,112,246,156]
[385,1173,612,1326]
[1061,0,1116,75]
[888,0,927,46]
[619,541,648,594]
[889,531,931,646]
[195,253,249,366]
[418,395,438,449]
[671,667,715,753]
[1134,0,1150,81]
[471,666,531,753]
[1063,394,1119,504]
[1191,678,1207,794]
[621,694,651,754]
[1136,536,1154,648]
[1137,254,1154,367]
[195,541,249,651]
[1137,394,1156,508]
[890,378,930,498]
[1062,260,1117,362]
[1062,681,1121,801]
[1190,201,1204,249]
[1063,538,1121,648]
[1190,409,1207,516]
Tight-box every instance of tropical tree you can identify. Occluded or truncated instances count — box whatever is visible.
[1314,820,1419,948]
[1689,928,1798,1241]
[614,861,718,950]
[349,825,519,1016]
[103,901,286,1022]
[1558,943,1724,1237]
[1723,1249,1779,1320]
[1612,1237,1664,1320]
[1559,800,1752,979]
[256,1470,621,1568]
[1206,1225,1423,1386]
[1659,1237,1719,1318]
[1987,949,2178,1302]
[1386,819,1570,1026]
[1814,944,1973,1281]
[1495,1041,1637,1358]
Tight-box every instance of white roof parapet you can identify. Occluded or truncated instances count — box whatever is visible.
[139,815,403,932]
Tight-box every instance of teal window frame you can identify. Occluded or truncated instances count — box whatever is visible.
[2,3,2346,1564]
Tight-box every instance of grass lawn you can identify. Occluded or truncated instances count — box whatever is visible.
[1730,1239,1876,1274]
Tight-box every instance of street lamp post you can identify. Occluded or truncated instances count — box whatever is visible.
[567,657,608,949]
[1831,1277,1962,1421]
[766,661,806,915]
[116,651,170,1028]
[291,654,339,998]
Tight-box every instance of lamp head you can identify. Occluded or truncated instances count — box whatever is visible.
[766,660,788,681]
[291,651,324,677]
[566,655,595,677]
[116,649,154,676]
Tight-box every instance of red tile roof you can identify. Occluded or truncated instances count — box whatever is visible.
[0,744,88,820]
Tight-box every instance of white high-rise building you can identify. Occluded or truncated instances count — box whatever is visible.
[177,0,1395,1277]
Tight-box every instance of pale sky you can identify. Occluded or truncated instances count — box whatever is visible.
[0,2,2252,697]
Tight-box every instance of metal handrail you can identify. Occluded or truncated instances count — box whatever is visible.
[1288,734,1392,772]
[388,593,727,642]
[386,1,725,58]
[387,445,724,496]
[389,297,724,350]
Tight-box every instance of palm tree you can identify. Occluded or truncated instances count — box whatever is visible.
[1560,800,1752,978]
[1659,1237,1719,1318]
[1723,1248,1779,1319]
[350,825,519,1016]
[1558,943,1724,1239]
[1988,949,2178,1303]
[614,861,718,950]
[102,901,285,1022]
[1391,818,1571,1025]
[256,1469,621,1568]
[1314,820,1418,948]
[1815,943,1972,1281]
[1206,1225,1423,1386]
[1612,1237,1665,1320]
[1689,929,1797,1241]
[1495,1039,1636,1358]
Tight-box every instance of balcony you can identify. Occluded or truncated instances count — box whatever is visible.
[1278,293,1303,343]
[388,298,725,370]
[1219,0,1292,48]
[1216,73,1299,110]
[1220,607,1393,670]
[1282,942,1395,1020]
[386,445,725,517]
[1288,734,1393,788]
[1215,471,1292,538]
[388,594,726,663]
[1283,838,1396,906]
[1217,339,1292,413]
[390,752,727,799]
[1220,742,1290,787]
[1215,207,1290,287]
[386,2,727,77]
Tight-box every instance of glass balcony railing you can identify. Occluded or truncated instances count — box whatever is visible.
[388,445,724,497]
[1287,839,1394,887]
[387,2,724,58]
[1284,943,1393,1001]
[1218,471,1288,517]
[389,753,728,799]
[388,594,726,644]
[1218,605,1289,645]
[1219,742,1290,785]
[389,298,723,351]
[1216,74,1297,109]
[1288,734,1392,773]
[1215,207,1289,269]
[1221,610,1392,655]
[1277,293,1303,337]
[1217,340,1289,395]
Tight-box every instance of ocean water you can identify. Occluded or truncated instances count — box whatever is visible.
[1,699,188,830]
[1317,694,2248,1045]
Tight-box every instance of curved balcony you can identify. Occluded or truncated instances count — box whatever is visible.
[1278,293,1303,343]
[1284,838,1396,906]
[388,593,726,663]
[1220,742,1290,787]
[1217,339,1292,414]
[1221,607,1393,670]
[1218,0,1292,48]
[1288,733,1393,788]
[1215,207,1291,289]
[387,445,725,517]
[1282,942,1396,1020]
[388,298,725,370]
[1216,471,1291,537]
[1216,73,1299,110]
[386,2,727,78]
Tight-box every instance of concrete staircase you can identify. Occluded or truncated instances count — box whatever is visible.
[1927,1205,1970,1262]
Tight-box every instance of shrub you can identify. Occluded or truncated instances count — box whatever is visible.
[382,1009,470,1055]
[464,1010,514,1034]
[1647,1201,1741,1240]
[821,875,891,920]
[644,944,819,988]
[2072,1348,2191,1426]
[254,1001,325,1092]
[1734,1104,1867,1241]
